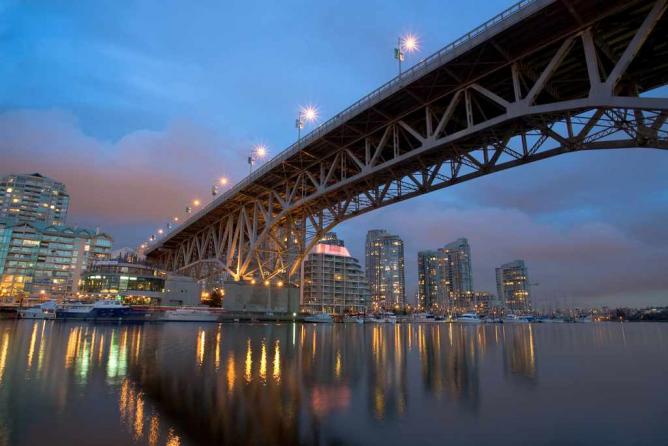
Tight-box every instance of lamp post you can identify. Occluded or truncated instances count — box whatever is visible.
[265,279,272,313]
[295,105,318,147]
[248,145,268,174]
[395,33,419,77]
[212,176,229,197]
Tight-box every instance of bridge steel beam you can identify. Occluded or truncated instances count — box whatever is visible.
[146,0,668,285]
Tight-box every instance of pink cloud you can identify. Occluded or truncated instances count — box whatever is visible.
[0,109,245,223]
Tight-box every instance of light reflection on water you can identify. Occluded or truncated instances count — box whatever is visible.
[0,321,665,445]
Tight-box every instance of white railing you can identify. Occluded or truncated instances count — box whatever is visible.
[149,0,550,250]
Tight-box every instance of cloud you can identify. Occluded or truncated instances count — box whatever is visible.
[336,177,668,307]
[0,109,245,244]
[2,109,667,308]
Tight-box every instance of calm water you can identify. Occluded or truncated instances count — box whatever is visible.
[0,321,666,446]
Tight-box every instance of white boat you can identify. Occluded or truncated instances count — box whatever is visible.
[366,313,396,323]
[343,315,364,324]
[18,301,56,320]
[164,307,220,322]
[413,313,448,323]
[304,312,333,323]
[503,314,533,324]
[456,313,482,323]
[538,317,565,323]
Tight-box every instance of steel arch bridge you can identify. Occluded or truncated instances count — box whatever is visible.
[145,0,668,285]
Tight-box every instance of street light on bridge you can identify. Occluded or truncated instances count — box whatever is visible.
[212,176,230,197]
[248,144,268,174]
[296,105,318,147]
[395,33,420,77]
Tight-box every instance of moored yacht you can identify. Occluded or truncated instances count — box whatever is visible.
[163,307,220,322]
[18,301,57,320]
[456,313,482,323]
[503,314,533,324]
[343,314,364,324]
[537,317,565,323]
[56,300,130,320]
[304,312,333,323]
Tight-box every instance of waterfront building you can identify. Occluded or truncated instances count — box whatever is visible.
[80,259,200,306]
[438,238,473,312]
[496,260,532,313]
[302,232,370,314]
[417,250,448,310]
[0,173,70,226]
[365,229,405,309]
[0,217,112,302]
[469,291,496,314]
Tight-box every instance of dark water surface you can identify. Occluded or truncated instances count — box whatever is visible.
[0,320,666,445]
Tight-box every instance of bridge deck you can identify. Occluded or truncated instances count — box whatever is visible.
[146,0,668,256]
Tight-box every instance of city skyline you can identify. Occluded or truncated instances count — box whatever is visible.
[2,0,667,307]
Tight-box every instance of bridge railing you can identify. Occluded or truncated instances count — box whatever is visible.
[256,0,542,177]
[148,0,548,250]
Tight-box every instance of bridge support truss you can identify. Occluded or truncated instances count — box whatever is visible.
[152,1,668,284]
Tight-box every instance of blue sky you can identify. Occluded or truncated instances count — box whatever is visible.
[1,0,667,308]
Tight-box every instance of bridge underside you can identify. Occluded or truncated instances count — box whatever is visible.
[147,0,668,285]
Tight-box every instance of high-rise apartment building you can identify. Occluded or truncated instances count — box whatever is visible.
[496,260,531,313]
[0,173,70,226]
[0,218,112,302]
[365,229,405,309]
[418,238,474,312]
[440,238,473,311]
[301,233,370,314]
[417,250,448,310]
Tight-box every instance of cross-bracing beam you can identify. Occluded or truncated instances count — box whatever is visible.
[153,3,668,285]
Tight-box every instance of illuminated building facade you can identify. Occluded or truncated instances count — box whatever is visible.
[365,229,405,309]
[0,173,70,226]
[438,238,473,312]
[302,233,369,314]
[80,260,201,306]
[417,250,448,310]
[0,217,112,302]
[496,259,532,313]
[418,238,474,312]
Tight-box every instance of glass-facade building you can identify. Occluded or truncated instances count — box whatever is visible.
[82,262,165,294]
[417,250,449,310]
[496,260,532,313]
[418,238,475,313]
[80,260,201,306]
[302,233,370,314]
[365,229,405,309]
[0,217,112,302]
[0,173,70,226]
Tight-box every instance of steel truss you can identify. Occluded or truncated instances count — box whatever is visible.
[152,1,668,284]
